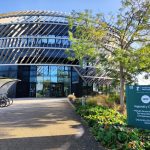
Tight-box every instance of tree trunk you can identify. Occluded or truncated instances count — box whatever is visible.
[120,64,125,107]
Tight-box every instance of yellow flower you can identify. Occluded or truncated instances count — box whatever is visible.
[127,141,136,149]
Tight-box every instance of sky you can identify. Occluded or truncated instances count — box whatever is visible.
[0,0,149,84]
[137,73,150,85]
[0,0,121,15]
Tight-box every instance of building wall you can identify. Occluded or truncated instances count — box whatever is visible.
[0,65,94,98]
[14,65,83,98]
[0,12,96,97]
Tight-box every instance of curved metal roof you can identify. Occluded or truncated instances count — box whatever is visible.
[0,11,113,85]
[0,10,69,19]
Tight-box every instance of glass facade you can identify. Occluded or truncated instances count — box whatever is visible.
[36,65,71,97]
[0,37,71,49]
[0,66,18,78]
[0,11,101,98]
[0,65,94,98]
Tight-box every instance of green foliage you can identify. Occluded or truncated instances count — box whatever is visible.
[70,1,150,147]
[86,94,121,108]
[107,93,120,104]
[145,141,150,150]
[75,103,150,150]
[117,131,128,143]
[67,10,107,65]
[86,98,97,106]
[68,0,150,106]
[86,95,108,106]
[76,104,126,126]
[135,44,150,73]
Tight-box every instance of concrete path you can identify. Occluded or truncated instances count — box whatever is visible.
[0,98,103,150]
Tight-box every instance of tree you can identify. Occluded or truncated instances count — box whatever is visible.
[68,0,150,106]
[112,0,150,106]
[135,44,150,73]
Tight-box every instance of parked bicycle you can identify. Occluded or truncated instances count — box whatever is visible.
[0,93,13,107]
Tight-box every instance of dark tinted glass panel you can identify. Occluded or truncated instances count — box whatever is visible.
[51,66,57,83]
[72,71,79,83]
[36,65,71,97]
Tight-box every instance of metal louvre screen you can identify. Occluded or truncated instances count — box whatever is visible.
[0,11,112,85]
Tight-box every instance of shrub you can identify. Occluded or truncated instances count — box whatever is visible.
[90,91,99,96]
[67,94,76,101]
[84,94,127,114]
[107,93,120,104]
[75,103,150,150]
[86,97,98,106]
[86,95,109,106]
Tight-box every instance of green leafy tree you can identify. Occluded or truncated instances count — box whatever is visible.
[68,0,150,106]
[135,44,150,73]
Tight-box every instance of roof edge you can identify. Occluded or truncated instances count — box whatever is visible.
[0,10,69,19]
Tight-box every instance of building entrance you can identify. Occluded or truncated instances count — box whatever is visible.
[36,65,71,98]
[50,83,64,97]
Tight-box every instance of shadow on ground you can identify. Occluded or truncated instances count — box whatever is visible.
[0,133,103,150]
[0,101,77,128]
[0,99,103,150]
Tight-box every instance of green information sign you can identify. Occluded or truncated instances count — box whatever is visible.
[126,85,150,130]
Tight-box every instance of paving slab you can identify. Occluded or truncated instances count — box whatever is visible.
[0,98,103,150]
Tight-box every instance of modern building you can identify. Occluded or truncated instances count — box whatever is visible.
[0,11,112,98]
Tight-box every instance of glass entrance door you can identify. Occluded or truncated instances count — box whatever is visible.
[36,65,71,98]
[50,83,64,97]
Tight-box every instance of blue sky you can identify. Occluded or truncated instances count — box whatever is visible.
[0,0,121,15]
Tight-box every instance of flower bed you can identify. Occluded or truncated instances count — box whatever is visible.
[75,103,150,150]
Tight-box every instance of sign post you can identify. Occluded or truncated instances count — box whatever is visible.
[126,85,150,130]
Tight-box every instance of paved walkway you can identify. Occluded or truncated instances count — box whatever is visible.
[0,98,103,150]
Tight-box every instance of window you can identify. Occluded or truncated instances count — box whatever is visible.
[72,70,79,83]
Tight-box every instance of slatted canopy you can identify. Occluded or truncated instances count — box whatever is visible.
[0,10,114,85]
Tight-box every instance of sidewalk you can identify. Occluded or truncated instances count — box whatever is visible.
[0,98,103,150]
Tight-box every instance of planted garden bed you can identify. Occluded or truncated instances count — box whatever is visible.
[74,101,150,150]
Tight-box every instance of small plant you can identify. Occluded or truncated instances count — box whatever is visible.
[67,94,76,102]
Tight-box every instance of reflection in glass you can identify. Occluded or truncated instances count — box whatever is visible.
[72,71,79,83]
[37,66,44,76]
[43,66,49,76]
[37,76,43,82]
[36,82,43,97]
[51,66,57,83]
[29,83,36,97]
[36,65,72,97]
[43,80,50,97]
[43,76,50,81]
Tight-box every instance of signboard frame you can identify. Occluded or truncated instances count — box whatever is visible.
[126,85,150,130]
